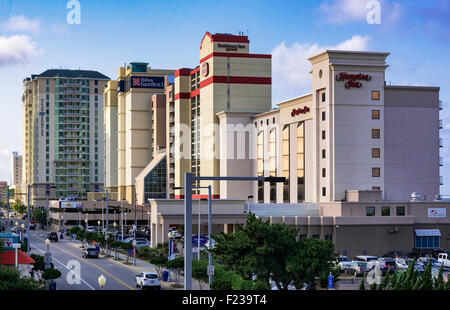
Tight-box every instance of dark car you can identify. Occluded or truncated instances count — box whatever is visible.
[82,246,99,258]
[29,222,36,230]
[409,248,444,259]
[48,232,58,242]
[378,258,397,275]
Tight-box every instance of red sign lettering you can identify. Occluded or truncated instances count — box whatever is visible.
[335,72,371,89]
[291,106,310,117]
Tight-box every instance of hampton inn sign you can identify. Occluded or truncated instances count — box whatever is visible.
[336,72,372,89]
[291,106,310,117]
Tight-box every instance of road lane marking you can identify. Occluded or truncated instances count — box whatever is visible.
[30,243,95,290]
[32,236,135,290]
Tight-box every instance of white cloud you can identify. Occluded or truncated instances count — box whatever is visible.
[0,35,43,67]
[319,0,402,25]
[272,35,371,96]
[2,15,41,34]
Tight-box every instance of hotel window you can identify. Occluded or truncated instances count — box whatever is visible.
[372,129,380,139]
[266,119,269,125]
[325,235,332,242]
[372,148,380,158]
[322,168,326,178]
[257,131,264,203]
[372,110,380,119]
[322,149,326,159]
[372,186,381,191]
[322,111,325,121]
[282,125,290,203]
[366,207,375,216]
[322,130,326,140]
[372,168,380,177]
[312,235,320,239]
[322,187,326,197]
[321,93,326,102]
[415,235,440,249]
[381,206,391,216]
[269,129,277,203]
[396,206,405,216]
[371,90,380,100]
[297,122,305,202]
[273,117,275,124]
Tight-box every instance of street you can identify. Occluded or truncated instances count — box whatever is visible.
[7,216,148,290]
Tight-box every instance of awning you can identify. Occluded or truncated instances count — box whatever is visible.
[415,229,441,237]
[0,250,35,265]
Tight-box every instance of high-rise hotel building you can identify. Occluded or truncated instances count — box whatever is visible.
[173,32,272,198]
[22,69,109,206]
[104,63,174,203]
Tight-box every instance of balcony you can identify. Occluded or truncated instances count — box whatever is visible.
[440,157,444,166]
[440,176,444,186]
[439,100,443,110]
[440,120,443,129]
[440,138,443,148]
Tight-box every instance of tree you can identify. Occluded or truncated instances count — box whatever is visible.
[166,256,184,286]
[419,258,434,290]
[434,264,445,290]
[192,258,209,290]
[120,242,133,263]
[379,270,390,290]
[32,207,47,226]
[0,265,43,290]
[11,200,26,214]
[149,255,168,279]
[211,213,338,290]
[359,272,366,290]
[42,268,62,286]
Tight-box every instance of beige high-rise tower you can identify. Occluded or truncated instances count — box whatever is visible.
[106,63,174,203]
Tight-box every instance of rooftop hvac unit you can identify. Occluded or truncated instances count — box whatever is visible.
[411,192,422,202]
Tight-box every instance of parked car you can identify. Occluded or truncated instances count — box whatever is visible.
[377,258,397,275]
[169,230,182,239]
[48,232,58,242]
[354,255,378,262]
[135,240,150,248]
[395,257,408,270]
[82,246,99,258]
[135,272,161,290]
[344,262,367,276]
[337,255,353,271]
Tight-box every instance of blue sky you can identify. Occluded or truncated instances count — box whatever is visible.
[0,0,449,193]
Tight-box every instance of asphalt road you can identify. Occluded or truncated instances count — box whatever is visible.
[8,217,147,290]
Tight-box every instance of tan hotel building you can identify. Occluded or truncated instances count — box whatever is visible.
[104,63,174,203]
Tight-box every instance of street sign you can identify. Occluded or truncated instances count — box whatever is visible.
[207,265,215,276]
[192,235,208,246]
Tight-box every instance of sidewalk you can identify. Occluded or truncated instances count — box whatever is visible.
[66,239,209,290]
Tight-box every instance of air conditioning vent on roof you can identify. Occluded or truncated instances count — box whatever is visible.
[411,192,422,201]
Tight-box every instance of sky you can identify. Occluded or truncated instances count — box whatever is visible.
[0,0,449,192]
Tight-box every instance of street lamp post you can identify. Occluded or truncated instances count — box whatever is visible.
[97,221,101,238]
[12,243,21,270]
[113,222,117,241]
[182,174,286,290]
[45,239,51,269]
